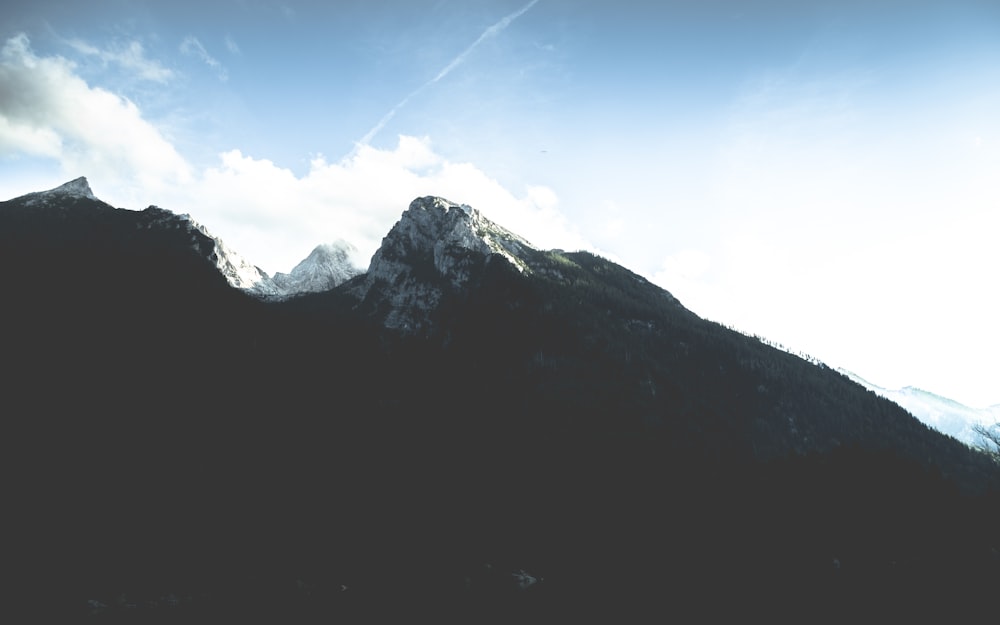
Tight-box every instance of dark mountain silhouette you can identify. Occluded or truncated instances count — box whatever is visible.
[3,181,998,622]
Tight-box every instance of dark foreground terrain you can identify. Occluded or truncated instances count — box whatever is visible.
[3,187,999,622]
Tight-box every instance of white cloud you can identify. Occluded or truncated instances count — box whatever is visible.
[651,250,724,321]
[225,35,241,56]
[0,34,192,196]
[180,36,227,81]
[693,53,1000,406]
[181,135,590,274]
[657,250,712,282]
[66,38,175,83]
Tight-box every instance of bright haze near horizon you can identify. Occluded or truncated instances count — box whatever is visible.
[1,0,998,408]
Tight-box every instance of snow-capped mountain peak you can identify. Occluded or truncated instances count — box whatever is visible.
[22,176,98,205]
[269,241,363,296]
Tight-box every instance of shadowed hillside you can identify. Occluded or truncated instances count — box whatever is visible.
[3,187,998,622]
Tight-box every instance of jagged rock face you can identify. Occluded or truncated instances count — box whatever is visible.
[367,197,531,285]
[212,236,275,294]
[270,242,362,297]
[135,205,276,294]
[133,209,361,299]
[353,196,535,332]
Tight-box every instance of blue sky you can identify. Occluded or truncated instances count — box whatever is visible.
[2,0,999,408]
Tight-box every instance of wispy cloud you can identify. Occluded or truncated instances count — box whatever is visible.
[356,0,541,148]
[180,36,227,81]
[66,38,175,83]
[225,35,241,55]
[429,0,540,83]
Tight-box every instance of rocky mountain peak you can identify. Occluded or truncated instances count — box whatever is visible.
[351,196,536,332]
[367,196,533,283]
[20,176,98,206]
[46,176,96,200]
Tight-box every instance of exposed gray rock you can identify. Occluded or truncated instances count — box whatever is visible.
[20,176,97,205]
[349,196,536,333]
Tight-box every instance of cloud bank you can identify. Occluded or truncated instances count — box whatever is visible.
[0,34,192,197]
[185,136,588,273]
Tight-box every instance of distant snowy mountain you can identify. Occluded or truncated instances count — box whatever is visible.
[269,242,362,298]
[146,208,361,300]
[841,369,1000,446]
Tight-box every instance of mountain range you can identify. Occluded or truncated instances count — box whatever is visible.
[3,178,999,622]
[842,370,1000,447]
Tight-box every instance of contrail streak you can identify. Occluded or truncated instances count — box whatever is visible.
[355,0,541,149]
